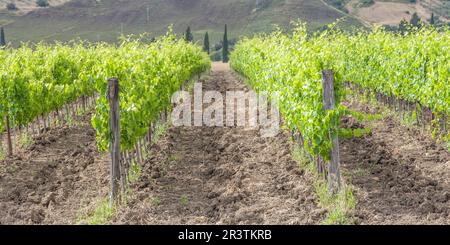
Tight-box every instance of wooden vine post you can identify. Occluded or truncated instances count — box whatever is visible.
[5,114,13,156]
[108,78,122,205]
[322,70,341,194]
[82,95,86,112]
[441,113,447,136]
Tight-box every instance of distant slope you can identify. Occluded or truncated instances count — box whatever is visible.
[0,0,364,45]
[345,0,449,26]
[1,0,70,14]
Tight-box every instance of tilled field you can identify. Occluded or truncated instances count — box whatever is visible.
[0,114,109,224]
[341,101,450,224]
[1,63,448,225]
[112,63,323,224]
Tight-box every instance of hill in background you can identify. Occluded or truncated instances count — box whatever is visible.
[0,0,70,14]
[0,0,363,45]
[343,0,450,26]
[1,0,447,46]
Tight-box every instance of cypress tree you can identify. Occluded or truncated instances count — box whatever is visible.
[203,32,210,54]
[0,27,5,47]
[410,12,421,27]
[430,13,435,25]
[222,24,229,63]
[185,26,194,42]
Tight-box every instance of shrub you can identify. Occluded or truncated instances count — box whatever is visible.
[36,0,49,7]
[359,0,374,7]
[6,2,18,11]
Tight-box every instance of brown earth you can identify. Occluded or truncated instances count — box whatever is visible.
[341,100,450,224]
[0,113,109,224]
[1,63,449,225]
[111,63,323,224]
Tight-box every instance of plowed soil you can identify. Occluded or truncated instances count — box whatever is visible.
[112,63,323,224]
[1,63,449,225]
[0,113,109,224]
[341,100,450,224]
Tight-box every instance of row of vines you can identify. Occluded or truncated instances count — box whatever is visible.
[0,33,210,154]
[231,23,449,182]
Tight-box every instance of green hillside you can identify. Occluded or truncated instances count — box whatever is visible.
[0,0,363,45]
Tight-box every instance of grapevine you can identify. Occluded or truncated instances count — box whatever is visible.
[0,34,210,153]
[231,23,450,160]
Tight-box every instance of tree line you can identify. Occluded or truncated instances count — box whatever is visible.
[184,24,230,63]
[384,12,450,33]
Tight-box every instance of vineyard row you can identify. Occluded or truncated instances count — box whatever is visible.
[231,24,449,191]
[0,34,211,159]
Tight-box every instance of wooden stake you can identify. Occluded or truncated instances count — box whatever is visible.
[107,78,122,204]
[11,115,16,149]
[125,151,131,170]
[5,114,13,156]
[148,123,152,144]
[31,121,36,136]
[82,95,86,112]
[135,142,142,165]
[441,113,447,136]
[322,70,341,194]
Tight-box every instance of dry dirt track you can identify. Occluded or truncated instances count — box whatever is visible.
[112,63,323,224]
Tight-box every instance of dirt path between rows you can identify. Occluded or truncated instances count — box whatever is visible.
[341,101,450,224]
[0,114,109,224]
[112,63,322,224]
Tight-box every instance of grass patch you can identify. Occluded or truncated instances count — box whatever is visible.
[78,198,117,225]
[348,109,383,123]
[344,88,439,138]
[180,195,189,206]
[346,87,422,128]
[343,167,370,179]
[4,164,19,174]
[76,108,85,117]
[168,153,180,162]
[64,113,75,127]
[315,180,356,225]
[128,160,142,184]
[291,143,356,225]
[0,145,5,160]
[398,111,417,127]
[291,144,315,172]
[339,127,372,139]
[18,133,33,149]
[151,120,168,144]
[150,196,161,206]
